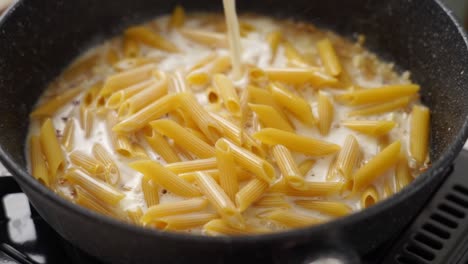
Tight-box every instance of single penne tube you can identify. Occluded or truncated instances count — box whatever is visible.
[215,143,239,202]
[294,200,352,217]
[171,71,189,93]
[118,71,168,117]
[65,168,124,206]
[254,193,290,209]
[125,26,179,52]
[149,119,215,158]
[186,71,210,86]
[106,48,120,65]
[216,138,276,183]
[179,169,251,184]
[92,143,120,186]
[141,176,159,207]
[213,74,241,116]
[336,135,361,179]
[168,5,185,29]
[142,127,181,163]
[106,79,154,109]
[154,213,218,231]
[141,198,208,224]
[269,180,344,197]
[352,140,401,192]
[235,178,269,212]
[179,93,222,142]
[206,87,220,104]
[206,56,232,75]
[410,105,430,164]
[61,118,75,152]
[131,142,150,159]
[189,53,217,72]
[194,172,244,228]
[361,186,379,209]
[127,207,143,224]
[272,145,305,190]
[168,159,218,176]
[264,67,338,87]
[343,120,396,136]
[106,111,132,157]
[248,66,267,84]
[298,159,316,176]
[268,82,316,126]
[178,28,228,48]
[326,155,339,181]
[130,160,200,197]
[30,86,83,118]
[249,103,294,132]
[317,38,342,76]
[30,135,50,186]
[396,154,413,191]
[74,185,116,217]
[203,219,268,236]
[170,108,199,130]
[318,91,334,135]
[348,96,412,116]
[263,210,322,228]
[336,84,420,106]
[99,63,156,97]
[283,41,311,67]
[39,119,65,182]
[80,106,94,138]
[113,92,185,133]
[266,30,282,62]
[253,128,341,156]
[82,82,103,107]
[123,37,140,58]
[210,112,243,145]
[70,151,106,179]
[62,53,100,82]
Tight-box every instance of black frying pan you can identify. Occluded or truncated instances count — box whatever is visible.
[1,0,468,263]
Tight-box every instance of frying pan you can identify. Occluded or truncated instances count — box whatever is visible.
[1,0,468,263]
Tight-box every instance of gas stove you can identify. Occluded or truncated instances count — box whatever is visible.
[0,149,467,264]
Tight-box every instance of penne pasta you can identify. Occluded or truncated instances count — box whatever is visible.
[361,186,379,208]
[31,86,83,118]
[194,172,244,228]
[99,64,156,97]
[337,84,419,106]
[142,198,208,224]
[65,168,124,206]
[92,143,120,186]
[61,118,75,152]
[168,5,185,29]
[263,210,322,228]
[266,31,282,62]
[203,219,268,236]
[82,82,103,107]
[295,200,352,217]
[70,151,106,179]
[348,96,412,117]
[142,127,181,163]
[410,105,430,164]
[352,140,401,192]
[268,82,316,126]
[106,79,155,109]
[270,180,343,197]
[130,160,200,197]
[235,178,269,212]
[131,142,150,159]
[272,145,304,189]
[123,37,140,58]
[206,87,220,104]
[74,185,116,217]
[179,28,228,48]
[264,67,338,87]
[317,91,334,135]
[39,119,65,182]
[383,177,395,199]
[216,138,275,183]
[298,159,316,176]
[215,143,239,202]
[153,213,218,231]
[343,120,396,136]
[253,128,340,156]
[141,176,159,207]
[254,193,290,209]
[336,135,361,179]
[106,111,132,157]
[249,103,294,132]
[248,66,267,84]
[186,71,210,86]
[149,119,215,158]
[125,26,179,52]
[106,48,120,65]
[396,154,413,192]
[213,74,241,116]
[118,71,168,117]
[80,106,94,138]
[326,155,339,181]
[165,158,217,174]
[317,38,342,76]
[283,41,311,67]
[127,207,143,224]
[113,92,185,133]
[30,135,50,186]
[189,53,217,72]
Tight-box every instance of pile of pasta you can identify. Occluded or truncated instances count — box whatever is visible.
[28,6,430,235]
